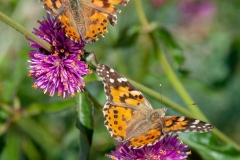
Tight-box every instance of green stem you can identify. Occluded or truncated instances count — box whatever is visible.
[86,89,102,111]
[134,0,148,27]
[212,128,240,151]
[156,49,207,121]
[0,11,53,52]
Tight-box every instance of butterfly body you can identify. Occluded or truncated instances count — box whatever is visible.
[41,0,129,43]
[97,64,214,149]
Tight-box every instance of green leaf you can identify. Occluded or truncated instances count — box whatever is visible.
[0,133,6,155]
[213,36,240,87]
[26,99,74,113]
[180,133,240,160]
[113,25,140,48]
[0,61,23,103]
[6,130,21,160]
[84,74,99,83]
[155,26,184,65]
[21,136,42,160]
[76,91,94,160]
[17,118,58,152]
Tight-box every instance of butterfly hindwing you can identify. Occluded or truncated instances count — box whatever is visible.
[103,102,136,141]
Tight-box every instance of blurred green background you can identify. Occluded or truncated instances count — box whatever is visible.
[1,0,240,159]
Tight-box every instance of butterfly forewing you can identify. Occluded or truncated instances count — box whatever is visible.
[163,116,214,134]
[97,64,153,110]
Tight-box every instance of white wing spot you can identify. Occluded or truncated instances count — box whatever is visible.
[178,116,185,121]
[190,125,196,128]
[192,120,200,124]
[110,78,114,83]
[107,74,109,77]
[117,78,127,83]
[122,78,127,82]
[110,68,114,72]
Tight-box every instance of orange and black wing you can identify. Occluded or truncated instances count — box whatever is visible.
[163,116,214,134]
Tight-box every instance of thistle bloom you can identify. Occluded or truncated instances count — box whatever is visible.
[106,134,190,160]
[28,15,90,98]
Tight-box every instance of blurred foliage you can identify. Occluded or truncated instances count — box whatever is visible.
[1,0,240,160]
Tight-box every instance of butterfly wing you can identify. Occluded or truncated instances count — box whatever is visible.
[163,116,214,134]
[126,116,214,149]
[41,0,129,43]
[98,64,155,143]
[79,7,115,43]
[97,64,153,111]
[103,102,138,141]
[127,127,163,149]
[103,102,162,148]
[82,0,129,43]
[41,0,65,16]
[41,0,82,41]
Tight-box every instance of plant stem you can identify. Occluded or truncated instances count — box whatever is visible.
[134,0,148,27]
[156,49,207,121]
[86,90,102,111]
[212,128,240,151]
[0,11,53,52]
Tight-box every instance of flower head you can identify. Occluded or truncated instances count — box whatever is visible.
[106,134,190,160]
[28,15,90,98]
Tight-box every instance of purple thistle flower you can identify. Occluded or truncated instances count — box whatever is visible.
[106,134,191,160]
[27,15,90,98]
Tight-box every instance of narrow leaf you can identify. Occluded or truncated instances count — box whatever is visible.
[155,27,185,65]
[180,133,240,160]
[6,130,21,160]
[76,91,94,160]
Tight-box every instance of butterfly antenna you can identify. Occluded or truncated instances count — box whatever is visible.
[159,84,166,109]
